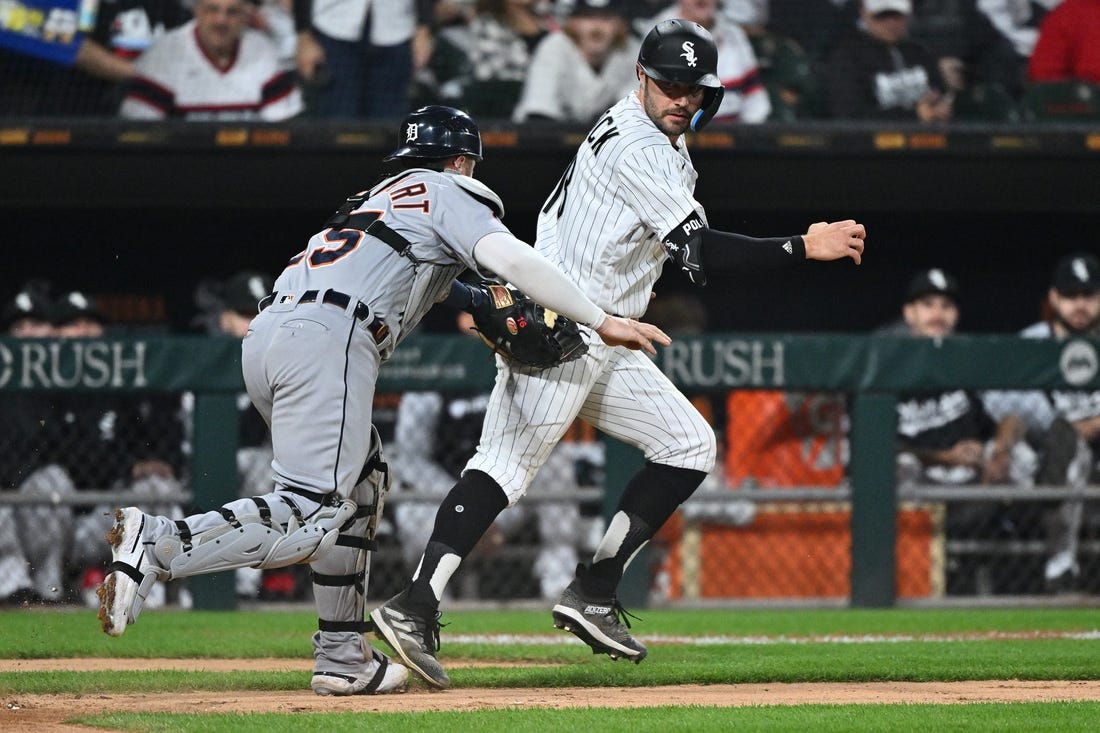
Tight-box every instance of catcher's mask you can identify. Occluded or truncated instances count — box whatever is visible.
[637,19,725,132]
[384,105,483,162]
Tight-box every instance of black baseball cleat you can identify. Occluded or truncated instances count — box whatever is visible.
[552,580,647,663]
[370,590,451,688]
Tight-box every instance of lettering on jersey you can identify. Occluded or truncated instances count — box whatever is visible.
[681,218,703,237]
[542,156,577,218]
[389,181,431,213]
[681,42,697,68]
[587,113,619,156]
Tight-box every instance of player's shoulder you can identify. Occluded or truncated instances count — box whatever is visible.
[437,171,505,218]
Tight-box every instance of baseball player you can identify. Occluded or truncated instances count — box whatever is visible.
[370,19,865,689]
[96,105,667,696]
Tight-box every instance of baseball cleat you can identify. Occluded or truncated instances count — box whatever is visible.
[369,591,450,689]
[311,650,409,696]
[97,507,168,637]
[552,581,648,663]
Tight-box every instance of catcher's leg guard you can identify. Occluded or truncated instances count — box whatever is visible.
[312,428,405,695]
[152,492,357,579]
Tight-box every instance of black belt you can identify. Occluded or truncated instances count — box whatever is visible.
[260,290,389,343]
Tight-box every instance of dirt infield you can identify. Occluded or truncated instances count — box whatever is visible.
[6,659,1100,732]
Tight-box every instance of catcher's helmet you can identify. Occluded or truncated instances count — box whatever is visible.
[384,105,483,162]
[638,19,720,89]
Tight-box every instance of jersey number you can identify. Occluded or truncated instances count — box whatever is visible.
[287,211,381,268]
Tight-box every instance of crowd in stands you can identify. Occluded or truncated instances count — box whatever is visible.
[2,0,1099,122]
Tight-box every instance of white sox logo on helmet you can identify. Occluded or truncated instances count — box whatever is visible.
[405,123,419,142]
[680,41,697,68]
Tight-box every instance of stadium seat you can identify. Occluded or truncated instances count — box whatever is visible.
[1020,81,1100,122]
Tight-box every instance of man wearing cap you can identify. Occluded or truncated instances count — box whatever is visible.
[512,0,640,123]
[887,269,1034,595]
[826,0,953,121]
[986,253,1100,592]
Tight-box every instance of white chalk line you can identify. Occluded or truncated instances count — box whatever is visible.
[449,630,1100,646]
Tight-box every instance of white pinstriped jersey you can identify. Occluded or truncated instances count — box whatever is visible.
[466,91,718,500]
[535,92,707,319]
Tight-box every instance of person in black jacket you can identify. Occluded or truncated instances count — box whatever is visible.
[826,0,953,121]
[887,269,1035,595]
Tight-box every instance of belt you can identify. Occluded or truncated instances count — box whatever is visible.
[260,289,389,343]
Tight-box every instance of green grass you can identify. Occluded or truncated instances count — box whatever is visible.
[4,607,1099,730]
[76,703,1100,733]
[4,606,1099,659]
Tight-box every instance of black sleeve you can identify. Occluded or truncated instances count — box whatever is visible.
[293,0,312,33]
[664,213,807,271]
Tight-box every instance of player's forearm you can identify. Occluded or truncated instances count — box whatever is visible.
[474,232,606,329]
[698,229,807,269]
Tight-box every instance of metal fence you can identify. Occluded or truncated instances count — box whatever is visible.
[2,333,1098,608]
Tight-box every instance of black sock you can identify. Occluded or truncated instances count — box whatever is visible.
[583,462,706,598]
[406,470,508,607]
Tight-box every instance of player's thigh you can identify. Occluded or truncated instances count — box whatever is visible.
[264,313,380,497]
[466,356,600,502]
[580,348,716,472]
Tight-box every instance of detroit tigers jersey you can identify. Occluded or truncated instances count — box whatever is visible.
[534,92,706,319]
[119,20,302,120]
[272,169,509,356]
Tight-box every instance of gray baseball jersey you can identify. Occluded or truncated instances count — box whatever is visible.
[243,169,508,498]
[465,93,718,502]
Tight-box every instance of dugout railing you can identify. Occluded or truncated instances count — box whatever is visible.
[2,333,1098,609]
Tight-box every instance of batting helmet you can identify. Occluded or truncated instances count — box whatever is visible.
[637,19,725,131]
[384,105,483,162]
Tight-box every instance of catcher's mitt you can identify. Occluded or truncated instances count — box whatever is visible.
[470,284,588,369]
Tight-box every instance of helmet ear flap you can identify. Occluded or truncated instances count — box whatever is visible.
[690,86,724,132]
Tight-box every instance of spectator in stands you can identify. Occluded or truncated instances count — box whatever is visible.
[826,0,954,121]
[985,253,1100,592]
[722,0,822,120]
[979,0,1063,74]
[887,269,1034,595]
[646,0,771,123]
[512,0,639,123]
[119,0,303,120]
[0,0,190,116]
[905,0,1025,112]
[1028,0,1100,86]
[292,0,430,118]
[0,282,64,605]
[410,0,553,116]
[464,0,553,117]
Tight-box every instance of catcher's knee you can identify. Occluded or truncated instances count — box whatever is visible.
[154,495,357,579]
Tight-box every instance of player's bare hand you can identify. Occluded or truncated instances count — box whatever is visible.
[803,219,865,265]
[595,316,671,356]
